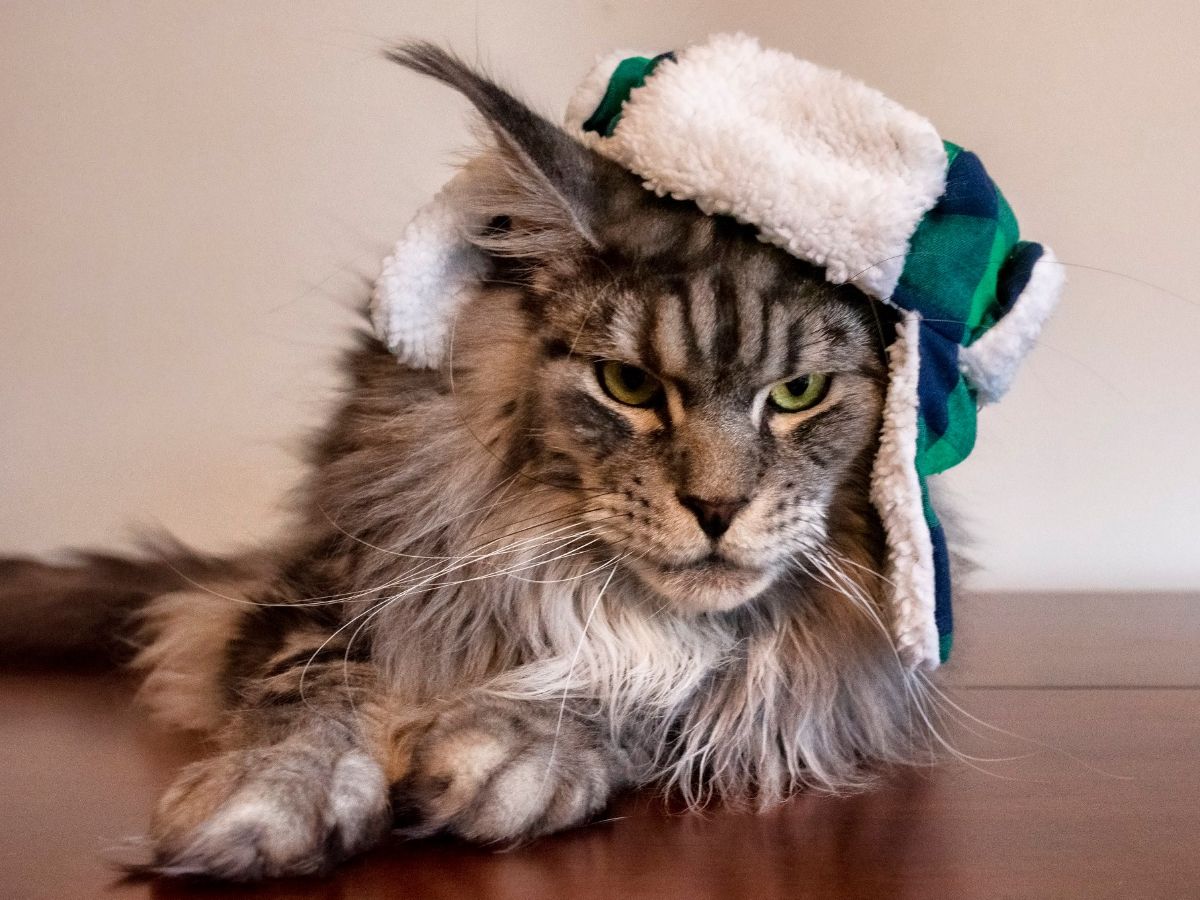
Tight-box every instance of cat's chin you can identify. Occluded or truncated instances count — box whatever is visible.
[627,557,778,614]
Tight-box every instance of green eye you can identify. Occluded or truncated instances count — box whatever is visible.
[768,373,830,412]
[596,360,662,407]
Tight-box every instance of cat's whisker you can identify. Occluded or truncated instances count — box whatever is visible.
[360,512,618,601]
[339,531,616,725]
[306,530,614,711]
[187,513,616,617]
[802,552,1031,776]
[383,533,605,620]
[314,480,614,564]
[822,547,897,588]
[418,536,608,594]
[457,497,622,548]
[505,553,625,584]
[356,512,615,586]
[325,470,523,550]
[368,535,595,615]
[913,670,1133,781]
[794,555,931,738]
[344,542,612,686]
[542,558,623,792]
[152,494,617,614]
[810,559,948,756]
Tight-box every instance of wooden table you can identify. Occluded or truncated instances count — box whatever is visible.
[2,666,1197,900]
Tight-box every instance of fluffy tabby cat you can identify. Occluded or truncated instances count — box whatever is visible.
[0,44,942,880]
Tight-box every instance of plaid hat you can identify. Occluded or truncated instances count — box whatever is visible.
[374,33,1064,668]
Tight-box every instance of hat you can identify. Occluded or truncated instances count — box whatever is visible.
[372,33,1064,669]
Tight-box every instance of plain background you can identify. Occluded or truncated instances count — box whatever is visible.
[2,1,1197,593]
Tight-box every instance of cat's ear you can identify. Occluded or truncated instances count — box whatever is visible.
[386,42,615,257]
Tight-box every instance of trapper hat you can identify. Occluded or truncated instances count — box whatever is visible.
[372,33,1065,670]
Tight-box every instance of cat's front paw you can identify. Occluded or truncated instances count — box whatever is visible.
[143,743,388,880]
[390,700,619,844]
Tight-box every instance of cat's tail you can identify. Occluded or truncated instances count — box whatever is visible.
[0,537,251,665]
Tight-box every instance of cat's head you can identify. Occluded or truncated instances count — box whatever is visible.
[391,44,890,614]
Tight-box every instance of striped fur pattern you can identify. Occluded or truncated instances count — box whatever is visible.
[2,45,941,881]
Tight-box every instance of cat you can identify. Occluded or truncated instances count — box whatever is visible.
[0,43,937,881]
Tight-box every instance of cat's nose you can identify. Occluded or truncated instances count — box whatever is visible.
[677,493,749,540]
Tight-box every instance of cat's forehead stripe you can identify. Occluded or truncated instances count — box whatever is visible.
[736,272,767,368]
[764,302,791,375]
[685,273,719,366]
[653,293,689,374]
[601,263,855,384]
[671,277,704,369]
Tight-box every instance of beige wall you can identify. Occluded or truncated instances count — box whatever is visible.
[2,1,1197,591]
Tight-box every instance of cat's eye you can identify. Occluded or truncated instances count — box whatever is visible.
[596,360,663,407]
[768,373,830,412]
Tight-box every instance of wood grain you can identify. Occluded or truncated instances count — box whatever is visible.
[1,670,1197,899]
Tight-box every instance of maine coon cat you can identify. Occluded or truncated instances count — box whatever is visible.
[0,44,938,880]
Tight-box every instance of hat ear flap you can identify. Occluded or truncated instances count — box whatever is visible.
[370,168,490,369]
[959,243,1065,404]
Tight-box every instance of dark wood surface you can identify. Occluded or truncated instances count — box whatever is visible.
[944,592,1200,688]
[2,670,1197,899]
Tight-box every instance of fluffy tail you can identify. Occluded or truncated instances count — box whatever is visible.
[0,541,245,665]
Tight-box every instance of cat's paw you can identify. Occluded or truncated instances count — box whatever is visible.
[143,743,389,880]
[390,701,619,844]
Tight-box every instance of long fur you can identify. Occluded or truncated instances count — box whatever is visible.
[0,43,943,880]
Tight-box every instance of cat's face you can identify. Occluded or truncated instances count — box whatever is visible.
[537,231,884,612]
[463,197,888,615]
[412,58,889,615]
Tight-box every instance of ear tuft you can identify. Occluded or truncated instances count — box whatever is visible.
[386,41,614,254]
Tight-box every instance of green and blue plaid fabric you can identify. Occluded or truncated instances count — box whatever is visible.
[892,142,1047,661]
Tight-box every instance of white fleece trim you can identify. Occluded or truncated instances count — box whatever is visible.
[870,312,940,669]
[959,247,1065,405]
[565,33,948,301]
[371,169,490,368]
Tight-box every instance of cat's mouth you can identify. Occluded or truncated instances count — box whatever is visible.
[627,552,776,614]
[659,551,746,574]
